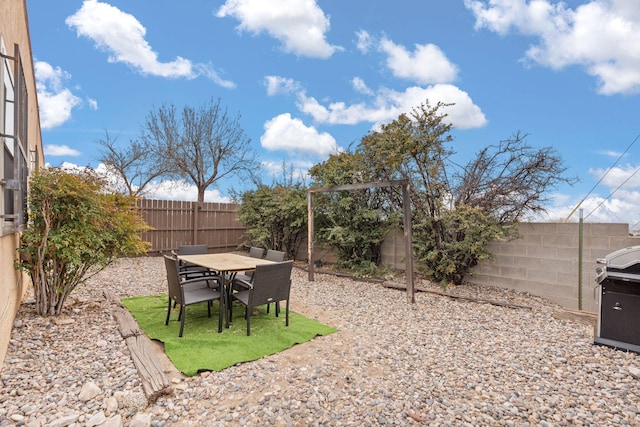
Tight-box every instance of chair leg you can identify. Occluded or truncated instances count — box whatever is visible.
[217,299,223,333]
[179,306,186,337]
[285,299,290,327]
[246,306,251,336]
[207,300,212,318]
[224,294,229,329]
[165,298,172,325]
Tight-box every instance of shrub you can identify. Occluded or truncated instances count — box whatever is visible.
[413,204,517,286]
[237,184,307,259]
[16,167,150,315]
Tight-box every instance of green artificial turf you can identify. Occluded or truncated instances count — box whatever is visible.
[122,294,336,376]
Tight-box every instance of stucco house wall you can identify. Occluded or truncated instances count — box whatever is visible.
[0,0,44,368]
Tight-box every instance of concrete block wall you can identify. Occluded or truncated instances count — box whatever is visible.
[380,223,638,312]
[466,222,637,312]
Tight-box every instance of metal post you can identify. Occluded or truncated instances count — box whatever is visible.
[578,208,583,311]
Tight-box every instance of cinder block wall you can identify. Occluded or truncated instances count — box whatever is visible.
[468,222,637,312]
[381,223,638,312]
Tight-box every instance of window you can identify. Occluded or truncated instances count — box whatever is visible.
[0,39,29,236]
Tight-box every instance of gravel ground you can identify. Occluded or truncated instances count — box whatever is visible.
[1,255,639,427]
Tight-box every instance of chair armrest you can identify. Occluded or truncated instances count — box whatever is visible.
[233,277,253,290]
[180,276,220,287]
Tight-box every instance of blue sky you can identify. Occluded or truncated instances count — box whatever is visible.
[27,0,640,227]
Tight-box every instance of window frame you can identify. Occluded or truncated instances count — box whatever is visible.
[0,39,29,236]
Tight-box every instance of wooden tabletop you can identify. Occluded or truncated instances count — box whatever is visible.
[177,253,275,273]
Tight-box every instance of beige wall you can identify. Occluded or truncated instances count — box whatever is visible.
[468,222,637,312]
[381,223,637,313]
[0,0,44,367]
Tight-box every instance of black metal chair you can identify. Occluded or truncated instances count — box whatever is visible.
[229,260,294,336]
[164,255,224,337]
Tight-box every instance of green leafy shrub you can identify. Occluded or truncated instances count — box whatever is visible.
[16,167,150,316]
[309,151,396,276]
[413,204,517,286]
[237,183,307,259]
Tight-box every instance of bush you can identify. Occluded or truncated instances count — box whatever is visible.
[16,167,150,315]
[237,184,307,259]
[413,204,517,286]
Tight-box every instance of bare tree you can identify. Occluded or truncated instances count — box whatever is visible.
[453,131,578,223]
[141,97,258,203]
[97,131,168,197]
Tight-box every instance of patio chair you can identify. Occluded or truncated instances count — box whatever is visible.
[164,255,224,337]
[174,244,218,280]
[229,260,294,336]
[249,246,265,258]
[232,246,266,285]
[264,249,286,314]
[265,249,285,262]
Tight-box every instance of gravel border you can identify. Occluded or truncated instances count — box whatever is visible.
[1,255,639,426]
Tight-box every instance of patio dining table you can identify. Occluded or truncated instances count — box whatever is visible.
[176,252,275,327]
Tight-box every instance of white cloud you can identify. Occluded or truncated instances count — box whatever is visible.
[351,77,373,95]
[194,63,236,89]
[287,33,481,129]
[264,75,302,96]
[57,162,231,202]
[261,113,340,157]
[66,0,234,87]
[44,144,82,156]
[589,164,640,190]
[34,61,82,129]
[598,149,624,158]
[465,0,640,94]
[539,163,640,225]
[216,0,341,59]
[539,194,640,225]
[261,159,313,181]
[298,84,487,129]
[355,30,373,54]
[379,38,459,84]
[144,180,231,203]
[87,98,98,110]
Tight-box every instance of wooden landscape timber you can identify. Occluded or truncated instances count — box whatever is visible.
[551,307,597,327]
[383,281,533,310]
[103,290,172,403]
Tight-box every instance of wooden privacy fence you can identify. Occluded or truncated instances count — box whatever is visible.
[136,199,246,254]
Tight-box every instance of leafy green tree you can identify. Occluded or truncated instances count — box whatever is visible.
[360,102,454,219]
[16,167,150,316]
[237,183,307,259]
